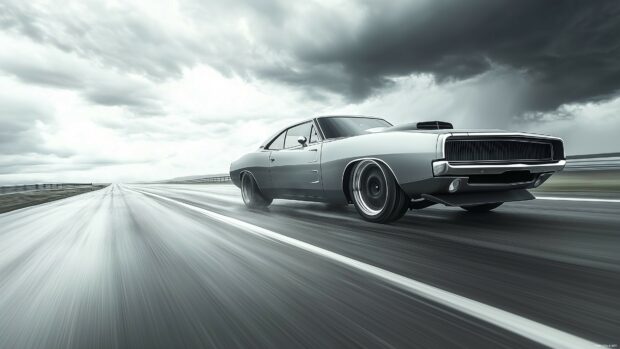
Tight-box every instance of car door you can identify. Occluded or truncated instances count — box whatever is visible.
[269,121,323,199]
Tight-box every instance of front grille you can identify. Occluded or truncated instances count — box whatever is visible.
[445,137,553,163]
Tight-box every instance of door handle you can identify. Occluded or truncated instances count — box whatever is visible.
[270,158,275,162]
[308,148,318,152]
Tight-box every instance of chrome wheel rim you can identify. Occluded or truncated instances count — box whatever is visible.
[352,160,388,216]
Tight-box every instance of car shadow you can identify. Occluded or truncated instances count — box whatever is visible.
[262,200,605,240]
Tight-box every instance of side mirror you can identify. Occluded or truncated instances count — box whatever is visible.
[297,136,308,147]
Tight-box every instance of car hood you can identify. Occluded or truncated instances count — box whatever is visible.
[368,125,505,134]
[367,124,556,138]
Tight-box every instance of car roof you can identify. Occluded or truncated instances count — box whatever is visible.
[259,115,390,149]
[315,115,386,120]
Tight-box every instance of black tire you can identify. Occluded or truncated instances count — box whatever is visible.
[461,202,503,212]
[387,188,410,222]
[349,160,409,223]
[241,172,273,209]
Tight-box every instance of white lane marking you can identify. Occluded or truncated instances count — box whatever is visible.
[134,186,241,204]
[128,187,599,349]
[536,196,620,203]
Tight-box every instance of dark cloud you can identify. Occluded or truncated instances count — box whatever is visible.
[288,0,620,112]
[2,0,619,116]
[84,88,158,113]
[82,79,163,115]
[0,59,83,88]
[0,54,163,115]
[252,63,391,101]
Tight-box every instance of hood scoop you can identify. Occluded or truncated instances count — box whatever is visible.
[416,121,453,130]
[384,121,454,131]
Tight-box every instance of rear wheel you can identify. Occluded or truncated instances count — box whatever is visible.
[349,160,408,223]
[461,202,503,212]
[241,173,272,209]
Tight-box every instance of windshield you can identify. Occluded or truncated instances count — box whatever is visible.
[317,117,392,139]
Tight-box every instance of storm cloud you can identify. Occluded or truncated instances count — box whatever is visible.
[2,0,619,115]
[283,0,620,113]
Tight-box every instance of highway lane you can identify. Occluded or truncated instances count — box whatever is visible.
[0,184,618,348]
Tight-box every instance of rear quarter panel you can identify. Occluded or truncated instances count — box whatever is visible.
[230,151,272,190]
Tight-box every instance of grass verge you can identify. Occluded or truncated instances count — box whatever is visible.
[0,185,109,214]
[533,170,620,194]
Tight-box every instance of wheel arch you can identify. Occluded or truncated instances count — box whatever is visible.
[239,170,261,190]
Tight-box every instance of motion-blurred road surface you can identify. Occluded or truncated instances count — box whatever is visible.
[1,184,618,348]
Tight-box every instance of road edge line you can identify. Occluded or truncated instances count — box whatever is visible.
[536,196,620,203]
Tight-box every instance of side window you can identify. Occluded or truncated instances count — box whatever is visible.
[284,122,312,149]
[267,131,286,150]
[309,125,319,144]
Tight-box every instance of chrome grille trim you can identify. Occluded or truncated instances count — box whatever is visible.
[445,138,553,163]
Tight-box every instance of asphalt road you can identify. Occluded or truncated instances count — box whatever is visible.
[1,184,618,349]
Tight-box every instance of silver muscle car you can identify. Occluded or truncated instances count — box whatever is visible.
[230,116,565,223]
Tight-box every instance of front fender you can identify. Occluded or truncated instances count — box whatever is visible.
[320,132,439,202]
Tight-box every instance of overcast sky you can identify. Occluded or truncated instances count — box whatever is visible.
[1,0,619,184]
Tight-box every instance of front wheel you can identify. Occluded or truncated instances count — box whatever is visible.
[349,160,408,223]
[461,202,503,212]
[241,173,272,209]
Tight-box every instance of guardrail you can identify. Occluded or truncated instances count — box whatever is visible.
[0,183,94,194]
[565,157,620,171]
[168,175,231,184]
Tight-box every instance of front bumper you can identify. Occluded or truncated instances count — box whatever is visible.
[432,160,566,176]
[400,160,565,199]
